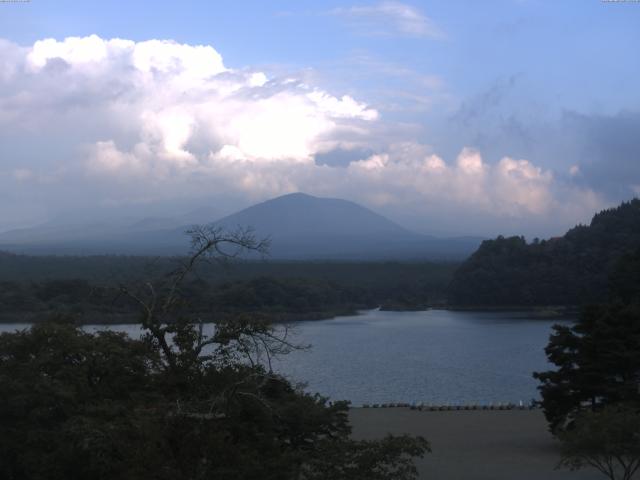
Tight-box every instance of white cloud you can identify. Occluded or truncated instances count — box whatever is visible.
[331,2,444,38]
[3,35,378,174]
[344,147,556,217]
[89,141,150,176]
[456,147,485,175]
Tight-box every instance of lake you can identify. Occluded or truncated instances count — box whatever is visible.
[0,309,570,406]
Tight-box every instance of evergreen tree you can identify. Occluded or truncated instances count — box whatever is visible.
[534,248,640,432]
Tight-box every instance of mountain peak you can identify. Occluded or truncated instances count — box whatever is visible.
[217,192,409,239]
[275,192,315,200]
[259,192,340,205]
[257,192,318,206]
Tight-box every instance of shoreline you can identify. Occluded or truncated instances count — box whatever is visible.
[0,304,578,325]
[354,402,538,410]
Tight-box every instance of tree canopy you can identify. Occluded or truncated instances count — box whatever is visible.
[449,199,640,306]
[534,247,640,432]
[0,257,456,324]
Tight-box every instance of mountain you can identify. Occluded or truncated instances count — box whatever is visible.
[209,193,480,260]
[0,206,225,255]
[216,192,408,238]
[0,218,187,256]
[448,199,640,306]
[0,193,482,259]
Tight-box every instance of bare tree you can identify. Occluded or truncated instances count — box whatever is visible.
[118,225,304,410]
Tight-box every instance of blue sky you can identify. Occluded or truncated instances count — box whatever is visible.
[0,0,639,236]
[5,0,636,111]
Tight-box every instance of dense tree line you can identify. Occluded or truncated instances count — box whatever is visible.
[448,199,640,306]
[0,263,455,323]
[0,277,369,319]
[0,252,456,286]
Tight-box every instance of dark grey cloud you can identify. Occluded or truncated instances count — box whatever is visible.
[561,110,640,198]
[439,74,640,204]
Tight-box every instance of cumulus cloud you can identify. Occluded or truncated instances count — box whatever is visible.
[331,2,443,38]
[3,35,377,172]
[0,35,605,236]
[346,147,560,216]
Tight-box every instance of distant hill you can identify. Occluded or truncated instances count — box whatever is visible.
[0,208,220,256]
[448,199,640,306]
[0,218,181,256]
[0,193,481,260]
[211,193,480,260]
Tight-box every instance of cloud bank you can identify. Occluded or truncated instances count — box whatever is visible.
[0,35,604,236]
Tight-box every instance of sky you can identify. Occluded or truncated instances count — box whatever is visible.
[0,0,639,237]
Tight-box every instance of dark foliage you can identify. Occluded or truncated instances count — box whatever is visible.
[557,404,640,480]
[534,303,640,431]
[0,321,428,480]
[534,248,640,432]
[449,199,640,306]
[0,260,456,323]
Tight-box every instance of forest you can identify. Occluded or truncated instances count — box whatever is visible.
[448,199,640,306]
[0,254,456,324]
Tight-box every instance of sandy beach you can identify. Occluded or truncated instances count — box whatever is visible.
[349,408,603,480]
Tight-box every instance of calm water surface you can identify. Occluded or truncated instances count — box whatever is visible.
[0,309,570,406]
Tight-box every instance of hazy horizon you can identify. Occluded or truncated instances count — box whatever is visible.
[0,190,625,242]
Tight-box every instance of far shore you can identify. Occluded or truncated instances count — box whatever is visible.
[440,304,579,316]
[0,304,579,325]
[349,408,600,480]
[0,308,363,326]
